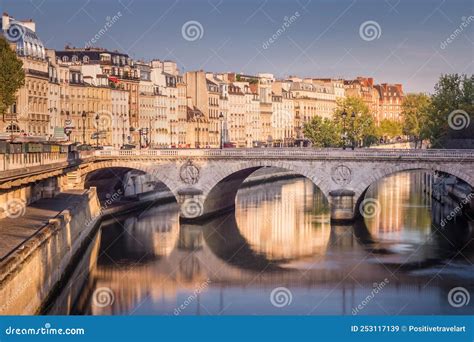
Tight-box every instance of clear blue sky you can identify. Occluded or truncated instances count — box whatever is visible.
[3,0,473,92]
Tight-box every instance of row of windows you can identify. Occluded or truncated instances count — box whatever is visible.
[62,55,89,63]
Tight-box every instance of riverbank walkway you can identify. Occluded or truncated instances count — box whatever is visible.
[0,191,86,260]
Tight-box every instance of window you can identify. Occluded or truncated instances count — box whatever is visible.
[62,56,69,62]
[83,56,90,63]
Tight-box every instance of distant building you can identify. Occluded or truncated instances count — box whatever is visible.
[2,13,49,138]
[374,83,404,122]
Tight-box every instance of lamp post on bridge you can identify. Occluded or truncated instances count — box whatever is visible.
[95,114,100,148]
[341,110,356,150]
[341,110,347,150]
[219,111,224,149]
[350,111,356,150]
[81,111,87,145]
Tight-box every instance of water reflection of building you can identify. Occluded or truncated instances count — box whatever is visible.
[365,172,432,242]
[235,179,331,260]
[97,203,180,267]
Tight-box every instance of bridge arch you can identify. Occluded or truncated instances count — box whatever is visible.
[353,163,474,217]
[194,160,331,220]
[199,159,331,199]
[73,160,180,202]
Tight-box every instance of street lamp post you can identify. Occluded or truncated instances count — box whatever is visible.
[350,111,356,150]
[95,114,99,148]
[219,112,224,149]
[81,111,87,144]
[341,110,347,150]
[121,115,126,148]
[196,116,200,149]
[169,120,173,147]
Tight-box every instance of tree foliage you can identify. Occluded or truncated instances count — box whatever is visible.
[378,119,403,139]
[0,36,25,116]
[333,96,378,147]
[401,93,431,147]
[427,74,473,147]
[303,116,341,147]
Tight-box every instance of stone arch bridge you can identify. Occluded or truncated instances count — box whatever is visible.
[62,148,474,222]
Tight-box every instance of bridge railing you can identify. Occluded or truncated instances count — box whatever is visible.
[0,148,473,174]
[0,152,71,172]
[92,148,474,159]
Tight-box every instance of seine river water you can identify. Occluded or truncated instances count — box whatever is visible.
[45,171,474,315]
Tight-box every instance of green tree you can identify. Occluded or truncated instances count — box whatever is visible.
[0,36,25,118]
[427,74,473,148]
[378,119,403,141]
[303,116,341,147]
[333,96,378,147]
[401,93,431,148]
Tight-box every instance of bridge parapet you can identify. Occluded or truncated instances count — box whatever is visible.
[0,152,70,172]
[92,148,474,160]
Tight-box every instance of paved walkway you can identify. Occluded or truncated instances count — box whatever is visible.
[0,191,86,260]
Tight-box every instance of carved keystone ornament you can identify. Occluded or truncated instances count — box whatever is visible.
[331,164,352,186]
[179,159,200,185]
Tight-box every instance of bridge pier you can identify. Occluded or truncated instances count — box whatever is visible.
[329,189,356,223]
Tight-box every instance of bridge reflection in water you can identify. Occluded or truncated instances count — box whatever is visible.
[45,172,474,316]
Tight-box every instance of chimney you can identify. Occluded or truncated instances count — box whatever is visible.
[2,13,10,31]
